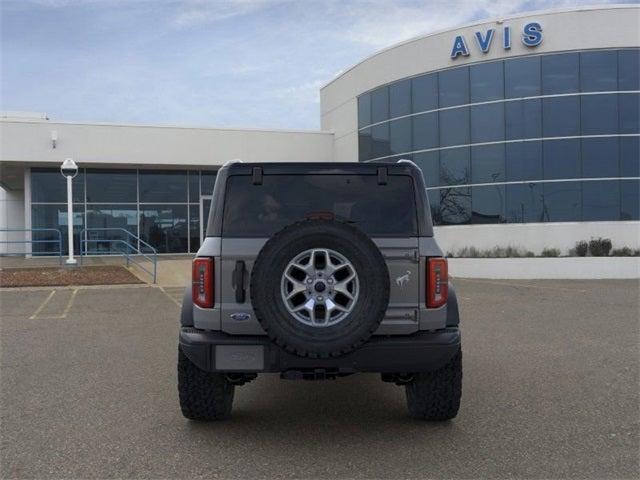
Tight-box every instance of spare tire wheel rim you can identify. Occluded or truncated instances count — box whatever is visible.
[280,248,359,327]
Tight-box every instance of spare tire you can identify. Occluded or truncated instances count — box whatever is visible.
[250,219,389,358]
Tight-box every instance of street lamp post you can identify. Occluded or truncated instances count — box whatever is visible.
[60,158,78,265]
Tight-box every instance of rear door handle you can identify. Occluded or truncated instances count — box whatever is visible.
[232,260,246,303]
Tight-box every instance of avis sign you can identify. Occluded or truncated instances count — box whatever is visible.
[450,22,543,59]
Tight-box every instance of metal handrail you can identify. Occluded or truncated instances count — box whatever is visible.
[0,228,63,264]
[79,228,157,283]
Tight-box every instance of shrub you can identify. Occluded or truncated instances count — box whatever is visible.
[611,247,634,257]
[589,237,612,257]
[541,248,560,257]
[574,240,588,257]
[525,251,535,257]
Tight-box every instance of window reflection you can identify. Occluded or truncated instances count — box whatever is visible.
[506,142,543,182]
[621,180,640,220]
[470,61,504,102]
[543,96,580,137]
[140,205,188,253]
[505,56,540,98]
[505,99,542,140]
[358,94,371,128]
[371,87,389,123]
[390,79,411,118]
[543,139,581,180]
[86,169,136,203]
[542,181,581,222]
[32,168,84,203]
[411,74,438,113]
[581,94,618,135]
[412,112,438,151]
[439,67,469,107]
[583,181,620,221]
[471,145,505,183]
[139,170,187,203]
[506,183,544,223]
[439,187,471,225]
[580,51,617,92]
[389,117,411,155]
[472,185,505,223]
[31,204,84,255]
[470,103,504,143]
[86,205,137,254]
[542,52,579,94]
[439,108,469,147]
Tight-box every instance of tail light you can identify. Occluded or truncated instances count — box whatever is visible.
[192,257,214,308]
[427,257,448,308]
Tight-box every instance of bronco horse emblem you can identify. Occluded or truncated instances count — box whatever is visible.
[395,270,411,287]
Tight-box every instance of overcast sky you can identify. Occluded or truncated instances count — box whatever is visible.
[1,0,635,130]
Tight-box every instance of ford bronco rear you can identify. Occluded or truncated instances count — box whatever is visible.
[178,161,462,421]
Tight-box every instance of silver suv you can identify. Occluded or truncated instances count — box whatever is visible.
[178,161,462,421]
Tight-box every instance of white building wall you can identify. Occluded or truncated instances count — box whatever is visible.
[0,120,336,168]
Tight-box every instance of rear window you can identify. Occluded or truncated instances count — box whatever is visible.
[222,174,418,237]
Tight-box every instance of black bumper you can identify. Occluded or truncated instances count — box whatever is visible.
[179,327,461,374]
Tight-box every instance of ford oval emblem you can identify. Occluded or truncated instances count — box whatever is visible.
[230,312,251,321]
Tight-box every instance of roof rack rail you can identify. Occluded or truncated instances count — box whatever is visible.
[397,158,419,169]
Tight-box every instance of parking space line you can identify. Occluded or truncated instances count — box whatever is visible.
[57,288,78,319]
[159,286,182,308]
[29,290,56,319]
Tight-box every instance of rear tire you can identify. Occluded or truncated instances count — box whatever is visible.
[405,347,462,421]
[178,346,234,421]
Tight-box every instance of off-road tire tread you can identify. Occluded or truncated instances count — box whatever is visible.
[178,346,234,421]
[405,347,462,421]
[250,219,389,359]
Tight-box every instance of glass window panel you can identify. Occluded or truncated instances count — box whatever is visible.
[505,56,541,98]
[471,144,505,183]
[439,187,471,225]
[389,79,411,118]
[412,112,438,151]
[86,169,136,203]
[581,94,618,135]
[620,136,640,177]
[412,73,438,113]
[506,183,544,223]
[222,174,418,237]
[470,103,504,143]
[370,86,389,123]
[543,139,581,180]
[439,67,469,108]
[542,181,581,222]
[440,147,470,185]
[201,171,217,196]
[582,180,620,221]
[470,61,504,102]
[31,204,84,255]
[389,117,412,155]
[542,52,579,94]
[582,137,619,178]
[621,179,640,220]
[471,185,505,224]
[580,51,618,92]
[427,189,441,225]
[371,123,390,158]
[542,96,580,137]
[139,170,187,203]
[359,129,373,161]
[413,151,439,187]
[439,108,469,147]
[619,49,640,91]
[86,205,138,254]
[189,204,200,252]
[358,94,371,128]
[140,205,188,253]
[505,99,542,140]
[31,168,84,203]
[619,93,639,134]
[506,142,543,182]
[188,171,200,202]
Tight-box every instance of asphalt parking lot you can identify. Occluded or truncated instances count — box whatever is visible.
[1,279,638,479]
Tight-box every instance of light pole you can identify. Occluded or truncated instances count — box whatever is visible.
[60,158,78,265]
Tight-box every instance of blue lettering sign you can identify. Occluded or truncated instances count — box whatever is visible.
[522,22,543,47]
[474,29,495,53]
[450,35,470,59]
[503,26,511,50]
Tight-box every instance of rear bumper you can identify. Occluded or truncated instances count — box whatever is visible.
[179,327,461,374]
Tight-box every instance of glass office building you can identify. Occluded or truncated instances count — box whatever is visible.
[30,168,217,255]
[357,49,640,226]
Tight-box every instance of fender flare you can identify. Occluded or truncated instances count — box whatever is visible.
[446,282,460,327]
[180,286,194,327]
